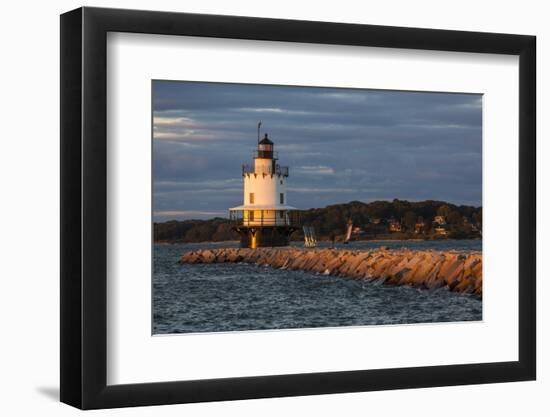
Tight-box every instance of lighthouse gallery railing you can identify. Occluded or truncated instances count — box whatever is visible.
[242,164,289,177]
[230,210,300,227]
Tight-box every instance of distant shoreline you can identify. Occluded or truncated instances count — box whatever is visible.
[154,237,482,245]
[154,199,482,244]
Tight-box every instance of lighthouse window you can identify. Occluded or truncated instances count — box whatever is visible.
[280,193,284,204]
[249,192,255,204]
[249,210,254,221]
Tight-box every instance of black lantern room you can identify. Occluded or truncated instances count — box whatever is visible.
[257,133,274,159]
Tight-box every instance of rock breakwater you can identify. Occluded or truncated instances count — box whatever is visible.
[180,247,482,298]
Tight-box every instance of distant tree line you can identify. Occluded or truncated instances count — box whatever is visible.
[153,199,482,243]
[154,218,239,243]
[296,199,482,240]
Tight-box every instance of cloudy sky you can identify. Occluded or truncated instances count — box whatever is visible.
[153,81,482,221]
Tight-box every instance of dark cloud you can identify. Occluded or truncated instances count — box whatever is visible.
[153,80,482,220]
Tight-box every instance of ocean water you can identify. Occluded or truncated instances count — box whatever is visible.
[153,240,482,334]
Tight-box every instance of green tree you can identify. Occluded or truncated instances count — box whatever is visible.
[437,204,451,218]
[473,209,482,227]
[403,211,417,232]
[447,210,462,225]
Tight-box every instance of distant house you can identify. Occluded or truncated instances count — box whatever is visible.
[414,222,426,234]
[351,226,366,237]
[435,225,449,236]
[434,215,446,225]
[389,221,402,232]
[365,219,387,235]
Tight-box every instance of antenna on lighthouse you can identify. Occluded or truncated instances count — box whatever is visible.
[257,121,262,144]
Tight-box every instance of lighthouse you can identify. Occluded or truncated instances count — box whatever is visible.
[229,127,299,248]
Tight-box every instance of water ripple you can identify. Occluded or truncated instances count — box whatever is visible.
[153,241,482,334]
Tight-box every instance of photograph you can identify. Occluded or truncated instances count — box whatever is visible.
[152,81,483,334]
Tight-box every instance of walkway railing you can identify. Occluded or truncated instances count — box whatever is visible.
[230,210,300,227]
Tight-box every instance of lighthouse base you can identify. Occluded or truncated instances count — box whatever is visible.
[234,226,297,248]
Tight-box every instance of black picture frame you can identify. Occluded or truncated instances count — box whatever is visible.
[60,6,536,410]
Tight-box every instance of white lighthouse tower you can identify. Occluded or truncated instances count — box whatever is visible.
[229,127,298,248]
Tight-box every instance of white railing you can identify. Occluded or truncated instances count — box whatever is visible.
[230,210,299,227]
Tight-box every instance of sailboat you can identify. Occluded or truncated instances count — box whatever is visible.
[303,225,318,248]
[343,219,353,244]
